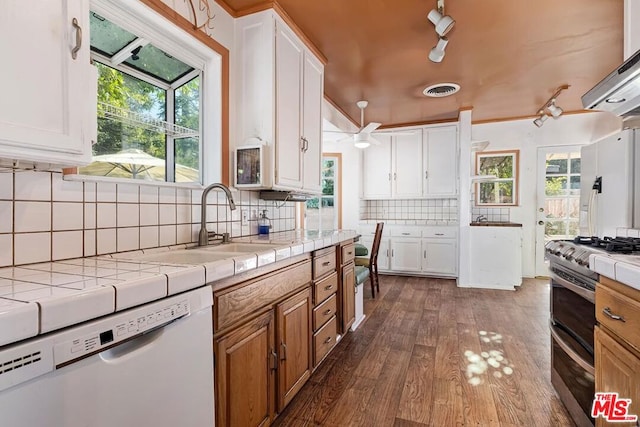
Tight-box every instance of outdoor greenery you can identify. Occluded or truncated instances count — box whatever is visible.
[477,152,517,205]
[88,62,200,180]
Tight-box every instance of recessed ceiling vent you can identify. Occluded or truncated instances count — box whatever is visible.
[423,83,460,97]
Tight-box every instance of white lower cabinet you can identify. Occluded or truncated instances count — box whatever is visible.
[358,225,458,277]
[390,238,422,272]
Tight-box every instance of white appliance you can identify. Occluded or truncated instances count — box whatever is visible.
[0,286,214,427]
[579,129,635,237]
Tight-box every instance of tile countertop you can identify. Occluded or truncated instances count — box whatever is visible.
[590,253,640,291]
[0,229,357,348]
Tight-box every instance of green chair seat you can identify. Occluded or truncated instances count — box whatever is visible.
[354,243,368,256]
[355,265,370,285]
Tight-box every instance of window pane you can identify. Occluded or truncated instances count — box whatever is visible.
[569,198,580,219]
[124,44,194,84]
[322,178,334,196]
[90,13,137,57]
[570,158,581,174]
[175,137,199,183]
[497,181,514,204]
[175,77,200,130]
[569,176,581,195]
[546,220,567,237]
[568,221,579,236]
[546,158,567,174]
[546,176,567,196]
[545,199,568,219]
[479,155,513,178]
[322,160,335,178]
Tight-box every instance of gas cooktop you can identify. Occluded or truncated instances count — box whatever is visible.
[572,236,640,254]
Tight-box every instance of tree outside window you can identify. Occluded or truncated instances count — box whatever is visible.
[475,150,519,206]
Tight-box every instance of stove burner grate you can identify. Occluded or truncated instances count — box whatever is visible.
[573,235,640,254]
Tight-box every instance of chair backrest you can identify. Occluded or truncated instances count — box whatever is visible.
[370,222,384,264]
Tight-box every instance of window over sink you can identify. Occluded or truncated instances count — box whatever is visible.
[77,0,223,185]
[475,150,519,206]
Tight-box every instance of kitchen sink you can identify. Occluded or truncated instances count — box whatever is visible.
[201,242,284,253]
[131,249,236,264]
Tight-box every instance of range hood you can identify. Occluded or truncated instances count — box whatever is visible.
[582,49,640,117]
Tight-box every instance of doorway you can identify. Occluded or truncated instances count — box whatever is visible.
[535,146,582,276]
[303,153,342,230]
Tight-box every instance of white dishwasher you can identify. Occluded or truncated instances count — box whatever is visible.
[0,286,214,427]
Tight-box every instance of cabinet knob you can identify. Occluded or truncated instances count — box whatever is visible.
[324,336,332,344]
[324,284,333,291]
[322,261,331,267]
[324,309,332,315]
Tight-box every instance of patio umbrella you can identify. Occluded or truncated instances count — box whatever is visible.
[79,149,199,182]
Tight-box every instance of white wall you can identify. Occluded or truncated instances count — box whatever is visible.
[470,112,622,277]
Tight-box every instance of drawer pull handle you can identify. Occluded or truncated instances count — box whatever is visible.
[322,261,331,266]
[323,309,332,315]
[324,285,333,291]
[402,232,410,235]
[603,307,626,322]
[435,233,444,236]
[324,336,332,344]
[347,251,353,255]
[71,18,82,60]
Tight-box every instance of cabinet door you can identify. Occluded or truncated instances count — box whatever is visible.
[390,238,422,272]
[393,131,423,198]
[275,23,303,189]
[341,261,356,333]
[0,0,95,166]
[215,311,275,427]
[423,126,458,196]
[301,53,323,193]
[362,135,392,198]
[359,236,390,271]
[276,288,312,411]
[422,239,457,275]
[595,326,640,427]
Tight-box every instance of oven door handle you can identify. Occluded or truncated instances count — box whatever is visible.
[550,272,595,303]
[549,321,595,376]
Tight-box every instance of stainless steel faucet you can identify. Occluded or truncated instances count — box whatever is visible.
[199,183,236,246]
[475,214,488,223]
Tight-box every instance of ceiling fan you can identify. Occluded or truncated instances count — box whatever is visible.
[325,100,414,149]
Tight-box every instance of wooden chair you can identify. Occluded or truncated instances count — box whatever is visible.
[355,222,384,298]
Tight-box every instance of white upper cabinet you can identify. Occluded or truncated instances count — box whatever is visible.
[362,135,392,198]
[393,131,423,198]
[0,0,96,167]
[235,10,324,194]
[423,126,458,197]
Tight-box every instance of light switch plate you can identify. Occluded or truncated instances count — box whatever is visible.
[241,209,249,225]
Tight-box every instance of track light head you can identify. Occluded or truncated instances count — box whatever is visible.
[533,114,548,128]
[427,9,455,37]
[547,101,563,118]
[429,37,449,63]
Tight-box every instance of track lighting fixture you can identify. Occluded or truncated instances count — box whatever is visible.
[427,0,454,63]
[532,84,570,127]
[427,0,455,37]
[429,37,449,63]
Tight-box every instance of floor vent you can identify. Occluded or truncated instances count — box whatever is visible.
[0,351,42,375]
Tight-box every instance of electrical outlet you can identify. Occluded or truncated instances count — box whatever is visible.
[241,209,249,225]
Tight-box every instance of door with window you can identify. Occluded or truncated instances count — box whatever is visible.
[304,154,340,230]
[535,146,582,276]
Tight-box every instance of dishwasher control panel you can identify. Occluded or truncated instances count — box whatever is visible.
[54,298,190,366]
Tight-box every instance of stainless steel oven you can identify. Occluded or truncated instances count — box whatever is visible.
[549,264,595,427]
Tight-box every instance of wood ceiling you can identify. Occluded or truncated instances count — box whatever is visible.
[216,0,623,127]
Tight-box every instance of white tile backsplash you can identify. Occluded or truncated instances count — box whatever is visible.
[361,198,459,222]
[14,232,51,265]
[14,172,50,201]
[52,203,83,231]
[3,171,297,266]
[14,202,51,232]
[52,231,83,260]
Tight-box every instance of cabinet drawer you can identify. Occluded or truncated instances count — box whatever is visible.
[341,243,355,265]
[313,315,337,366]
[391,228,421,238]
[596,281,640,352]
[313,249,336,280]
[314,272,338,304]
[423,227,457,239]
[313,294,337,331]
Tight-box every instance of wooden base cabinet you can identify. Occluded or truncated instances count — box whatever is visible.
[214,310,275,427]
[341,262,356,333]
[276,288,312,411]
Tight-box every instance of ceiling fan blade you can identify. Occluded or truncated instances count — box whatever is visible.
[373,130,416,136]
[323,129,356,134]
[336,135,354,143]
[360,122,382,134]
[369,136,383,146]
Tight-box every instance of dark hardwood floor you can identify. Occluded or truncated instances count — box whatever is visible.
[273,275,575,427]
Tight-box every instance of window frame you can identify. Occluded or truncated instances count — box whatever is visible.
[475,149,520,206]
[81,0,224,187]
